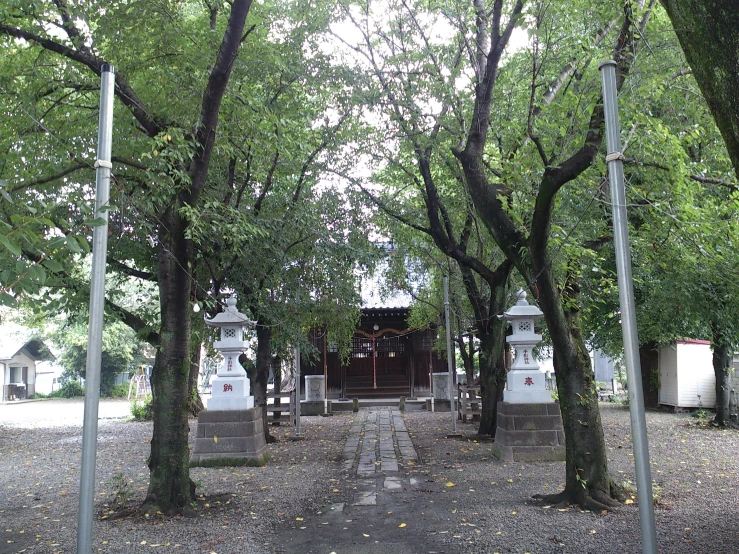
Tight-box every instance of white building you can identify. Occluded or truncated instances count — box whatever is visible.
[0,338,54,401]
[659,339,716,409]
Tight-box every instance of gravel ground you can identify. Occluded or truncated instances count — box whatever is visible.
[1,399,737,554]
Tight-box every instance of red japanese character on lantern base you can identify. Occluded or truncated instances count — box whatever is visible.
[524,377,534,386]
[223,384,233,392]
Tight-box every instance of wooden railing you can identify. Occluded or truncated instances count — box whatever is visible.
[457,384,481,423]
[266,390,296,424]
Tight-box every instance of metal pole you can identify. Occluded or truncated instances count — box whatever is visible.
[599,60,657,554]
[443,277,457,434]
[294,343,301,436]
[77,64,115,554]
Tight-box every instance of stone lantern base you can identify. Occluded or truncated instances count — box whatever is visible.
[492,402,566,462]
[190,408,268,467]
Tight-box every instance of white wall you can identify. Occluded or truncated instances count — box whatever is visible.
[658,345,679,406]
[676,342,715,409]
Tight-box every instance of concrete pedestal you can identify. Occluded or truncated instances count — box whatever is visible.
[492,402,566,462]
[190,408,268,467]
[425,398,453,412]
[301,400,332,416]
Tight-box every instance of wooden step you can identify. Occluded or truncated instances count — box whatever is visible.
[345,377,409,399]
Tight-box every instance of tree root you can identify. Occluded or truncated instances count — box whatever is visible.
[531,491,571,509]
[532,486,622,512]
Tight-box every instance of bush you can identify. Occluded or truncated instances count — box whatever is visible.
[130,395,153,421]
[108,383,130,398]
[49,380,85,398]
[31,391,48,399]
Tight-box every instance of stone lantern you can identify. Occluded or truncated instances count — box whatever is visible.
[492,288,565,462]
[498,289,551,403]
[204,296,255,411]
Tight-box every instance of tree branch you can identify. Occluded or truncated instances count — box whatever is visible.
[0,24,165,137]
[187,0,254,199]
[8,163,89,193]
[107,258,157,282]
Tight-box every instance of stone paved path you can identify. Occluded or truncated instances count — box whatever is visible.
[272,407,457,554]
[343,407,420,507]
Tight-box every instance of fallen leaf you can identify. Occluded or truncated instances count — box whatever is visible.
[445,482,455,487]
[363,533,370,537]
[399,523,407,528]
[624,499,634,505]
[295,517,303,521]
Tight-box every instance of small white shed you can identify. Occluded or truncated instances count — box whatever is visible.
[659,339,715,409]
[0,338,54,401]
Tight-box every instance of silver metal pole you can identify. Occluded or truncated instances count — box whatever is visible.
[443,277,457,434]
[599,60,657,554]
[294,344,301,436]
[77,64,115,554]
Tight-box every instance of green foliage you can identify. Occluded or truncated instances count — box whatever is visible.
[30,391,47,399]
[49,380,85,398]
[691,408,713,422]
[130,395,153,421]
[52,321,147,397]
[107,383,130,399]
[106,473,134,509]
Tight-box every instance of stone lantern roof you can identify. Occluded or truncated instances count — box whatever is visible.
[498,289,543,320]
[204,296,255,328]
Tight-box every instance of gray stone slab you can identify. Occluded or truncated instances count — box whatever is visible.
[497,414,564,431]
[497,401,549,416]
[495,428,559,447]
[192,435,266,454]
[198,407,262,424]
[384,478,402,491]
[189,444,268,467]
[196,420,261,438]
[352,492,377,506]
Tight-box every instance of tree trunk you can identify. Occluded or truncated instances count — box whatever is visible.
[530,262,617,510]
[188,343,205,418]
[659,0,739,174]
[476,330,507,436]
[476,279,510,436]
[711,325,732,426]
[255,324,276,443]
[639,341,660,409]
[457,334,472,382]
[272,355,282,422]
[145,208,195,513]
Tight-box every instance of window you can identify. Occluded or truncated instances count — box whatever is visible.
[352,337,372,358]
[9,366,22,384]
[377,336,404,357]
